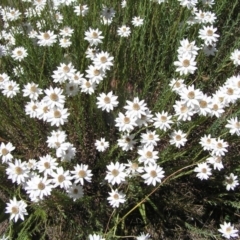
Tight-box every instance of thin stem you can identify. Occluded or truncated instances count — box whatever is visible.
[107,162,197,237]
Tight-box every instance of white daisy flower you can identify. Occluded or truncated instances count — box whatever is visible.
[132,16,144,27]
[0,142,15,163]
[25,101,39,118]
[6,159,30,185]
[107,189,126,208]
[124,160,144,176]
[124,97,147,118]
[59,26,74,37]
[52,62,76,84]
[202,0,215,8]
[177,39,199,57]
[59,37,72,48]
[22,82,43,100]
[138,145,159,165]
[2,80,20,98]
[153,111,173,131]
[46,107,69,127]
[197,94,212,116]
[105,162,126,185]
[56,142,76,162]
[85,65,106,84]
[117,25,131,37]
[80,79,97,95]
[169,78,186,93]
[5,197,28,222]
[211,138,228,156]
[46,130,67,149]
[37,30,57,46]
[93,51,114,71]
[208,99,225,118]
[84,28,104,46]
[51,167,73,190]
[85,47,99,60]
[136,232,152,240]
[140,130,160,147]
[95,138,109,152]
[96,91,119,112]
[117,133,136,151]
[179,85,203,109]
[121,0,127,8]
[11,47,27,62]
[178,0,197,9]
[65,82,79,97]
[224,173,239,191]
[202,44,217,56]
[69,71,86,85]
[88,234,105,240]
[35,99,50,121]
[136,109,153,127]
[37,154,58,177]
[43,86,66,109]
[206,155,224,171]
[66,183,84,201]
[169,130,187,148]
[199,25,219,45]
[225,117,240,136]
[115,112,137,132]
[218,222,238,239]
[174,53,197,75]
[74,4,89,16]
[199,134,215,151]
[5,7,21,21]
[141,163,165,186]
[71,164,93,185]
[101,6,115,20]
[194,162,212,180]
[25,175,53,201]
[0,73,10,88]
[230,49,240,66]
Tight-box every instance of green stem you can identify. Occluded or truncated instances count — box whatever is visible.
[106,162,197,238]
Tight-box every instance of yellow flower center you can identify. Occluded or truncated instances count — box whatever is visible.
[100,56,107,63]
[133,103,140,110]
[199,100,207,108]
[11,206,19,214]
[15,166,23,175]
[104,96,110,104]
[92,32,98,38]
[150,170,157,178]
[113,193,119,199]
[187,91,195,99]
[111,169,119,177]
[44,162,50,169]
[183,59,190,67]
[58,175,65,183]
[78,170,86,178]
[2,148,9,156]
[54,110,61,118]
[175,135,182,141]
[38,182,45,190]
[123,117,130,124]
[63,66,70,73]
[207,29,213,36]
[43,32,50,40]
[146,151,153,158]
[50,93,58,101]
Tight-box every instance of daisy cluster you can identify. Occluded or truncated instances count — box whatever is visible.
[0,0,239,239]
[0,1,150,238]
